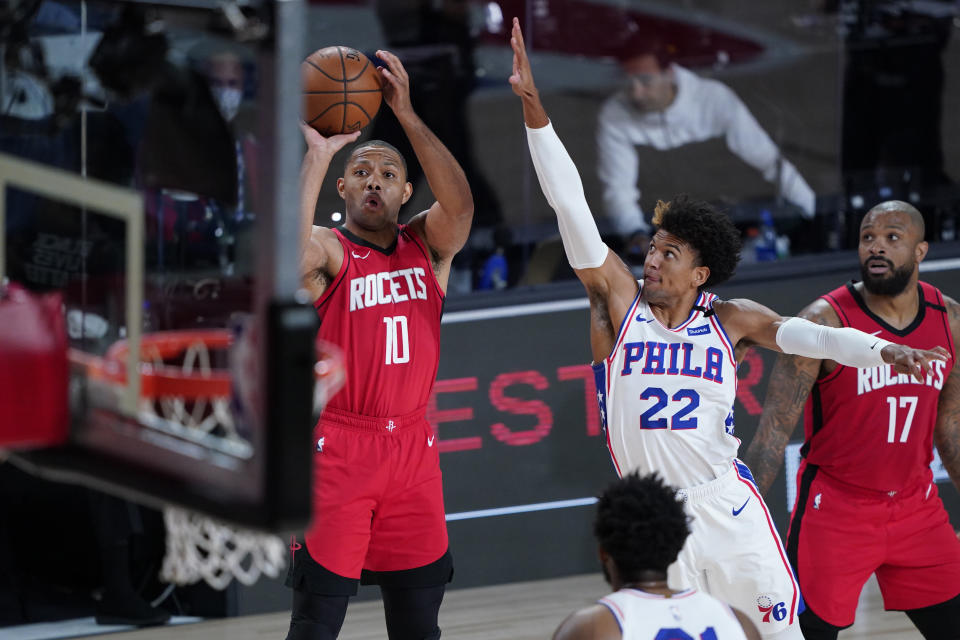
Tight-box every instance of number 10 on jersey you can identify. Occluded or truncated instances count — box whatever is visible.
[383,315,410,365]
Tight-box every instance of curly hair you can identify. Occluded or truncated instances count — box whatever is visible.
[594,471,690,579]
[652,195,741,289]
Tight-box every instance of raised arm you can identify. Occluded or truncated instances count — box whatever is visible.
[298,122,359,300]
[715,298,950,381]
[934,296,960,494]
[741,299,837,496]
[508,17,638,361]
[374,50,473,272]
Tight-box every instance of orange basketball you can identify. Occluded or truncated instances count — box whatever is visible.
[302,46,382,136]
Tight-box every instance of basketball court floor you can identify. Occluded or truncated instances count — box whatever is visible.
[5,573,925,640]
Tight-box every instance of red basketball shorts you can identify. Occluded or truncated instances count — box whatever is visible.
[788,463,960,626]
[303,406,449,579]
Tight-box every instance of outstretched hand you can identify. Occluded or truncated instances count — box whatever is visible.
[882,344,951,382]
[299,121,360,157]
[508,17,537,98]
[376,49,413,118]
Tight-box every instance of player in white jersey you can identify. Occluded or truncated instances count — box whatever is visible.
[553,472,760,640]
[507,17,950,640]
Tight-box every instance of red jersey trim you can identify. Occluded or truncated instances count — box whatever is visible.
[927,283,956,361]
[313,230,351,311]
[847,282,928,337]
[401,226,446,301]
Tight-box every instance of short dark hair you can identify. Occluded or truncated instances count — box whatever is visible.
[652,195,741,289]
[594,472,690,579]
[345,139,407,178]
[615,30,676,69]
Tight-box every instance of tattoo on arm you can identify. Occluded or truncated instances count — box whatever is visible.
[935,367,960,494]
[743,353,817,496]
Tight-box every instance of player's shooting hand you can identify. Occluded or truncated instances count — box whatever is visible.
[881,344,951,382]
[299,120,360,158]
[508,17,538,99]
[376,50,413,118]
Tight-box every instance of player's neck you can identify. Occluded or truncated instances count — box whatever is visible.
[620,571,677,596]
[858,279,921,330]
[646,291,701,329]
[343,220,399,250]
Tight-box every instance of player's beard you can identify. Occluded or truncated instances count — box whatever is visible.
[860,257,914,296]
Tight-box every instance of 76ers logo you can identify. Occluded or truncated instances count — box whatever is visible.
[757,594,787,623]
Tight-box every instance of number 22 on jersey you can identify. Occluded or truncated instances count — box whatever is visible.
[640,387,701,430]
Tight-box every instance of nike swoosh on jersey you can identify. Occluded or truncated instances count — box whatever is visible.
[732,497,750,516]
[352,250,370,259]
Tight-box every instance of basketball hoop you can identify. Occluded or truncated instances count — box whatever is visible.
[160,505,288,589]
[69,326,346,589]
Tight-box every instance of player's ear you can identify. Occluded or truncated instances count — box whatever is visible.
[336,177,346,200]
[401,181,413,205]
[692,264,710,289]
[916,240,929,263]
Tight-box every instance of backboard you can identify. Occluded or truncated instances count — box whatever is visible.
[0,0,321,531]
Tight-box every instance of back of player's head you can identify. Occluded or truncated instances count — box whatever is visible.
[594,471,690,579]
[345,139,408,178]
[652,195,741,288]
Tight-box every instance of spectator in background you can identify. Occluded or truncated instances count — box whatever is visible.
[142,42,257,276]
[202,45,259,221]
[596,36,816,251]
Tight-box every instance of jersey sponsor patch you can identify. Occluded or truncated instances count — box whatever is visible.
[686,324,711,336]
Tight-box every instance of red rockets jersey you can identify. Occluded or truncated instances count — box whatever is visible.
[314,225,444,417]
[803,281,955,492]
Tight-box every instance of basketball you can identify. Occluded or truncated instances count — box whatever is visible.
[302,46,382,136]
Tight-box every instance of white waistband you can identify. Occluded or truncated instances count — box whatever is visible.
[676,463,745,504]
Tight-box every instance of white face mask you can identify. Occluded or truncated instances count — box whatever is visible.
[212,86,242,122]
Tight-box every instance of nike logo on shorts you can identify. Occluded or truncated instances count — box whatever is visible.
[427,436,435,447]
[732,497,750,516]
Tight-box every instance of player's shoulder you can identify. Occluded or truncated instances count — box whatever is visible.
[311,224,339,244]
[551,604,620,640]
[936,289,960,329]
[797,296,842,328]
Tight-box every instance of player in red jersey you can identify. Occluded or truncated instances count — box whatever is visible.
[744,201,960,639]
[284,49,473,640]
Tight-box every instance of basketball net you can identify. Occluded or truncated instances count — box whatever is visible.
[105,325,346,590]
[160,506,288,589]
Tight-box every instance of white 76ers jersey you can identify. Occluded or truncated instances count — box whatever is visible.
[593,284,740,488]
[599,588,748,640]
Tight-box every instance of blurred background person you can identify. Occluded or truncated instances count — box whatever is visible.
[596,34,815,261]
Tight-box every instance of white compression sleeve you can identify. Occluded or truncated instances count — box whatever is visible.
[526,122,608,269]
[775,317,894,368]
